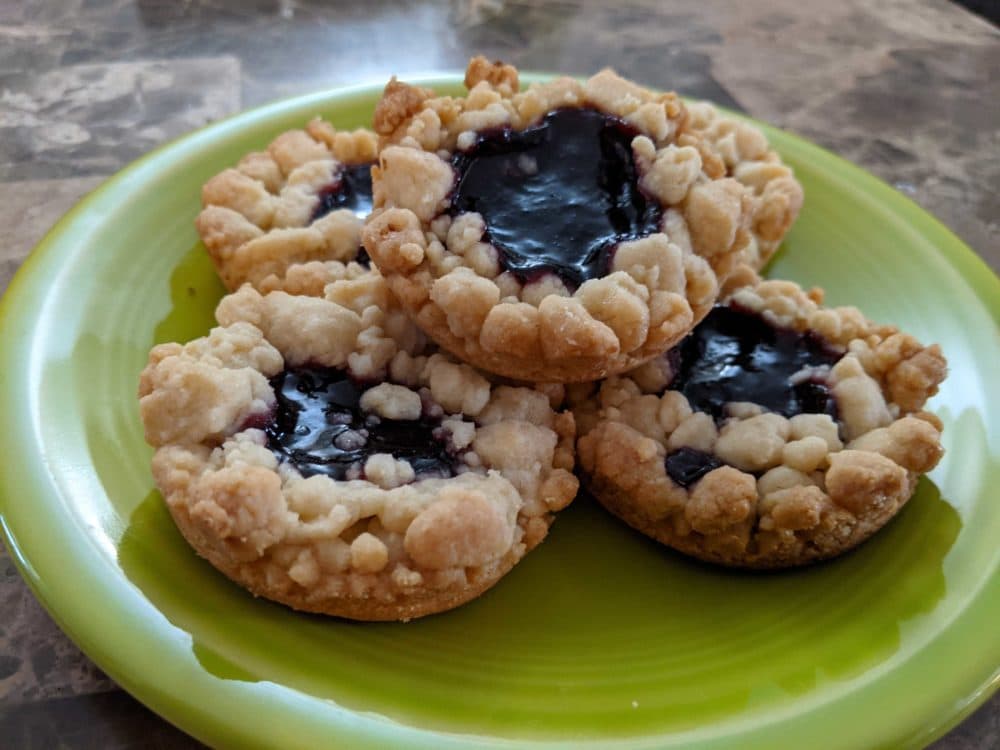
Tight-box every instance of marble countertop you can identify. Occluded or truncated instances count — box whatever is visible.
[1,1,997,747]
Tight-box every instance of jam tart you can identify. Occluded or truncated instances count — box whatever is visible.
[361,57,772,383]
[575,266,947,568]
[139,273,578,620]
[195,119,378,293]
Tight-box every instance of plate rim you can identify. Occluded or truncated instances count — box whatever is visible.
[1,73,999,750]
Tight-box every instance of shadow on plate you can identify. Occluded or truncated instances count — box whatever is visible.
[115,477,961,737]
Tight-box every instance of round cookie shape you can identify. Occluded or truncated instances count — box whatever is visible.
[679,102,804,270]
[575,266,947,568]
[195,118,379,292]
[362,57,758,383]
[138,275,579,621]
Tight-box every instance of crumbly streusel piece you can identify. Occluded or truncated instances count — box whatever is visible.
[679,102,803,269]
[362,57,757,383]
[139,274,579,620]
[576,266,946,568]
[196,119,378,291]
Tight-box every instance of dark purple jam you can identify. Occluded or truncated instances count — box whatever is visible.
[263,367,458,481]
[664,447,724,487]
[450,107,662,287]
[669,306,842,421]
[353,247,371,268]
[311,162,374,221]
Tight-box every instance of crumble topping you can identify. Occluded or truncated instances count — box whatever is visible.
[680,101,804,269]
[196,119,378,292]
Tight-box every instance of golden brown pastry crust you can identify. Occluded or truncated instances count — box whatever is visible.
[679,102,804,269]
[168,502,533,621]
[576,267,947,568]
[195,119,378,292]
[139,274,579,620]
[362,57,765,383]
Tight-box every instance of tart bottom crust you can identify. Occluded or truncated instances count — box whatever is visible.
[168,499,549,621]
[585,468,917,570]
[406,295,707,384]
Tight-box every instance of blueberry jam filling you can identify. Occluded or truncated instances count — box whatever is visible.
[311,162,374,222]
[450,107,662,287]
[263,367,458,481]
[664,447,724,488]
[669,305,842,421]
[353,247,372,268]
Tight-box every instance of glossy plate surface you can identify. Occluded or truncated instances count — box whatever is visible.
[1,77,998,750]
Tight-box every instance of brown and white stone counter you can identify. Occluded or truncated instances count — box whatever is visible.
[1,1,997,747]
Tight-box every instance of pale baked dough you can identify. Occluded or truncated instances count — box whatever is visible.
[362,57,767,383]
[576,266,946,568]
[195,119,378,292]
[679,102,803,269]
[139,273,579,620]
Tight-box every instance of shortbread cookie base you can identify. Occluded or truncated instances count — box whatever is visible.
[168,502,547,621]
[581,419,928,569]
[168,490,553,622]
[397,292,706,384]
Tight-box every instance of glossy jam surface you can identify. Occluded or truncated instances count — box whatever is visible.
[669,306,842,420]
[264,367,457,481]
[664,448,724,488]
[353,247,371,268]
[450,107,662,287]
[311,162,374,221]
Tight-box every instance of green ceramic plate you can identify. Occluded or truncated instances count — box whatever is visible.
[1,76,998,750]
